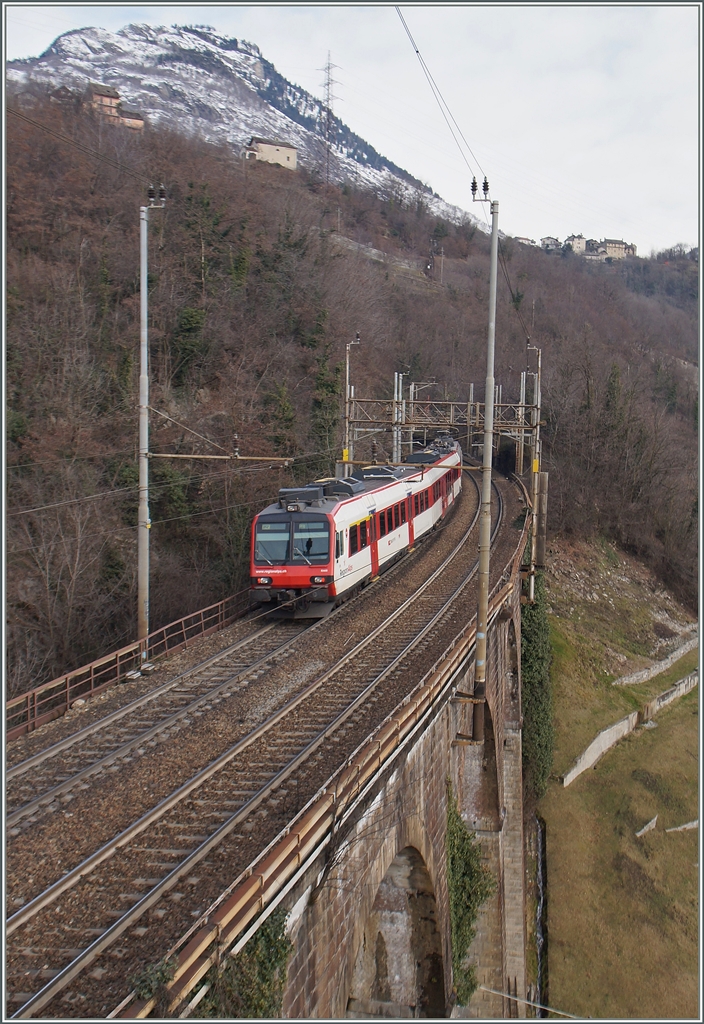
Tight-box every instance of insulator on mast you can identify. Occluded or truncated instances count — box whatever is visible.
[158,183,166,204]
[471,176,478,197]
[482,177,489,196]
[148,183,155,204]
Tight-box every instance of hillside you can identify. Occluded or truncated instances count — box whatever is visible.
[539,536,698,1018]
[6,23,468,223]
[5,88,698,695]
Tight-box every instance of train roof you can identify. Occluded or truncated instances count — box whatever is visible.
[256,439,461,517]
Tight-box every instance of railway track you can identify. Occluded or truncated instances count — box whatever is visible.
[6,479,471,837]
[6,474,522,1018]
[6,621,308,830]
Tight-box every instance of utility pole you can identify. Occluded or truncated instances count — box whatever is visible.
[471,176,498,741]
[527,342,542,603]
[344,332,360,477]
[138,184,166,645]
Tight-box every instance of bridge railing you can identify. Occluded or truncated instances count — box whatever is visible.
[6,590,250,742]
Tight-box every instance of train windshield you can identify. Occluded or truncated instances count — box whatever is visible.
[292,520,330,564]
[254,516,330,565]
[254,520,290,564]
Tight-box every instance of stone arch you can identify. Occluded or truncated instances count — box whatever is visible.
[479,698,502,829]
[346,847,446,1019]
[506,617,520,714]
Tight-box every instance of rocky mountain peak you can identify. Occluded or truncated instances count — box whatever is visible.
[8,22,471,225]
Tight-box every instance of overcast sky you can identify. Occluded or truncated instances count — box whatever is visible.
[4,3,701,254]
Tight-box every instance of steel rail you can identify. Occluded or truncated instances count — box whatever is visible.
[8,474,483,1019]
[6,623,310,826]
[122,498,524,1019]
[6,591,251,741]
[7,623,278,781]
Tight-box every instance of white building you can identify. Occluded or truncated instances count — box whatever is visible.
[564,233,586,253]
[243,137,297,170]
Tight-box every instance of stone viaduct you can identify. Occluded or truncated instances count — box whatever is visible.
[279,553,527,1019]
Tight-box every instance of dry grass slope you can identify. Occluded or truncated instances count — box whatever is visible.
[539,537,698,1020]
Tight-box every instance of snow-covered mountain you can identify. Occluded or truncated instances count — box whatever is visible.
[7,23,474,226]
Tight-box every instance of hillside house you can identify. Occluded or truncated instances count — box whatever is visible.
[88,82,121,122]
[243,137,297,170]
[119,109,145,130]
[514,236,537,246]
[87,82,144,130]
[540,236,561,252]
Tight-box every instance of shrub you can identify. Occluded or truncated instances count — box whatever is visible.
[521,572,554,798]
[194,909,293,1018]
[446,786,495,1005]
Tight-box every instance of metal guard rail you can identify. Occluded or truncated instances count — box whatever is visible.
[6,590,249,741]
[118,517,530,1019]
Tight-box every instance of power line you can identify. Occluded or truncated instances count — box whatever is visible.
[5,439,350,519]
[7,106,149,185]
[478,985,585,1020]
[395,7,532,342]
[7,485,140,517]
[395,7,481,192]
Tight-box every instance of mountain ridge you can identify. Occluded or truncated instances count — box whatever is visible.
[7,22,473,226]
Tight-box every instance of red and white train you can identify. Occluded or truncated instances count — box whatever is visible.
[250,436,463,617]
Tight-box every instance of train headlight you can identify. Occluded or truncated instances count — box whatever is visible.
[311,576,325,584]
[256,576,272,585]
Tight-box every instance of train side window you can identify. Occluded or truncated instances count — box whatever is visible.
[387,507,393,532]
[414,494,419,516]
[350,525,359,555]
[379,510,387,537]
[401,501,407,524]
[336,530,344,558]
[360,519,368,548]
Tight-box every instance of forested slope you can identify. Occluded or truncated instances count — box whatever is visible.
[6,90,698,695]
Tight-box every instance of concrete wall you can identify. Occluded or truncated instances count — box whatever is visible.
[564,671,699,787]
[612,632,698,686]
[562,711,640,787]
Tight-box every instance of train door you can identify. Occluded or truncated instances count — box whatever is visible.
[369,512,379,577]
[334,526,345,589]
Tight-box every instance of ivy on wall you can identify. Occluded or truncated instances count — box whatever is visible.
[194,909,293,1018]
[446,785,496,1006]
[521,571,554,798]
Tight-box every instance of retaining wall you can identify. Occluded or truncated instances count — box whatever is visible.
[563,671,698,787]
[612,633,698,687]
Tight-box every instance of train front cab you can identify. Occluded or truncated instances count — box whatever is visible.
[251,510,336,618]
